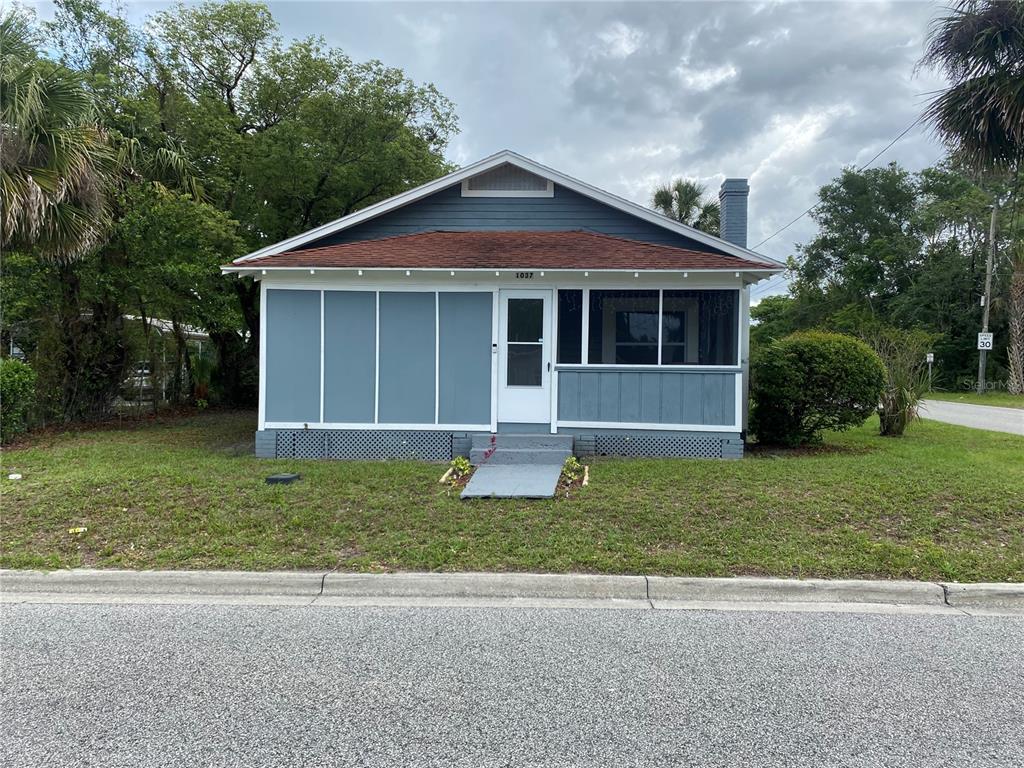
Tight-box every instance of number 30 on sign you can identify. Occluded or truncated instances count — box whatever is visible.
[977,332,994,350]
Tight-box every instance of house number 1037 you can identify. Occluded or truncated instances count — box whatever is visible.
[515,272,535,279]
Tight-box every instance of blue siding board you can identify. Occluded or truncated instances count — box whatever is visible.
[681,376,703,424]
[557,369,738,427]
[323,291,375,423]
[301,184,729,254]
[438,292,492,425]
[619,373,641,422]
[640,374,661,423]
[580,373,601,421]
[702,374,721,425]
[599,374,619,421]
[378,292,436,424]
[558,372,580,420]
[265,289,321,423]
[660,375,682,423]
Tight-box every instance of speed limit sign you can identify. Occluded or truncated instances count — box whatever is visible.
[977,332,994,350]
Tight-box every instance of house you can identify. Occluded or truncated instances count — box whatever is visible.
[223,150,783,462]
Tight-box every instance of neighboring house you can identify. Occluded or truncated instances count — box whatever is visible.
[223,150,783,460]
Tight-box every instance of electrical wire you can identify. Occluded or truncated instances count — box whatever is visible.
[750,118,922,251]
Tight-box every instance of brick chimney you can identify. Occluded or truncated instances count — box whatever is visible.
[718,178,749,248]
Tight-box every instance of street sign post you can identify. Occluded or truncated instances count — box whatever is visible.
[977,332,994,351]
[926,352,934,391]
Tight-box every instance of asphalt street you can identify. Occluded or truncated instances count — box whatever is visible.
[919,399,1024,435]
[2,602,1022,767]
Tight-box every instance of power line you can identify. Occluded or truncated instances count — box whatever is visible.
[750,118,922,251]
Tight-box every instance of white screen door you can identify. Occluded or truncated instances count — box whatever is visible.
[497,289,552,424]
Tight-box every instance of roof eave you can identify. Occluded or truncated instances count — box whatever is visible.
[222,265,784,275]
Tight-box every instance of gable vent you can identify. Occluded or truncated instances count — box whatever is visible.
[461,163,554,197]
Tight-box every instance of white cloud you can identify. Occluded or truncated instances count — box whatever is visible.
[596,21,644,59]
[674,63,739,92]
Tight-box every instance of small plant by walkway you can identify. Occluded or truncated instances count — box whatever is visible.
[2,411,1022,581]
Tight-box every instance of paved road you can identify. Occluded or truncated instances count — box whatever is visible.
[2,602,1022,767]
[919,399,1024,435]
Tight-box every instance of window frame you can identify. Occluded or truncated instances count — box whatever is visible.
[558,287,741,369]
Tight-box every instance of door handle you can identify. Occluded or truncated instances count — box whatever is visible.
[547,362,551,372]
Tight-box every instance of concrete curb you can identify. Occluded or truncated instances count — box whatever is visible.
[941,582,1024,611]
[0,569,324,596]
[647,576,944,605]
[1,570,1021,614]
[323,572,645,600]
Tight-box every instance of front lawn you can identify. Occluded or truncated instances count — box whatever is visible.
[2,411,1022,581]
[924,390,1024,409]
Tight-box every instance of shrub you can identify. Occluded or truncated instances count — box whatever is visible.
[750,331,886,446]
[865,327,938,437]
[0,358,37,443]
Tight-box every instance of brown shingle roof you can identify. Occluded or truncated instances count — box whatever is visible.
[235,230,776,271]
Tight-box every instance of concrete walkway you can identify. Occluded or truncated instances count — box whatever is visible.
[919,399,1024,436]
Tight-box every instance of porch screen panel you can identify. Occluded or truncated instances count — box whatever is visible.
[378,292,436,423]
[662,290,738,365]
[438,292,492,425]
[323,291,376,422]
[264,289,321,423]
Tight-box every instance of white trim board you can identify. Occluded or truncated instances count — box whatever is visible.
[230,150,783,269]
[265,422,491,431]
[556,420,741,433]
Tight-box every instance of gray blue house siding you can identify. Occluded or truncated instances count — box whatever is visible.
[378,292,436,423]
[438,292,492,425]
[323,291,375,422]
[265,288,494,429]
[557,369,737,426]
[301,184,725,252]
[264,289,320,423]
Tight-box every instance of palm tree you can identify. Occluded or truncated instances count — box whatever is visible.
[0,11,113,262]
[920,0,1024,169]
[651,178,720,236]
[920,0,1024,393]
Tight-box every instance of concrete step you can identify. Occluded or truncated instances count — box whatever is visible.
[461,464,563,499]
[469,447,572,465]
[469,433,574,451]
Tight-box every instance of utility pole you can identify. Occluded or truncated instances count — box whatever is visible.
[977,203,997,395]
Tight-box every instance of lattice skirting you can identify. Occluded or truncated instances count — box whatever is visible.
[575,434,743,459]
[273,430,453,461]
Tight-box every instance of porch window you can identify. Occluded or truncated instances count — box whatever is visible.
[506,297,544,386]
[557,290,583,364]
[588,290,659,364]
[556,288,739,366]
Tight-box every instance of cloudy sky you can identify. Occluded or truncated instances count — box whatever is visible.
[35,1,952,296]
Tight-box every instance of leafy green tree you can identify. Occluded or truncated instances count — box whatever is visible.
[790,163,923,323]
[651,178,720,236]
[38,0,460,408]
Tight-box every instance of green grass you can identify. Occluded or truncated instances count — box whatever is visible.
[2,411,1023,581]
[924,390,1024,409]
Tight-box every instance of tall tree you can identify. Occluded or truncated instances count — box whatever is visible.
[43,0,459,407]
[651,178,720,236]
[0,10,113,261]
[920,0,1024,392]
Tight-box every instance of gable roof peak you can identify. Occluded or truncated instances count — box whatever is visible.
[229,150,783,268]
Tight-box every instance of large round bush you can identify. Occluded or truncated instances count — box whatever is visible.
[0,358,37,443]
[750,331,885,447]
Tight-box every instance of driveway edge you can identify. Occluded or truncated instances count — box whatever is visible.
[2,569,1021,614]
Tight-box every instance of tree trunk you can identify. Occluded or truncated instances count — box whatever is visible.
[1008,258,1024,395]
[171,318,193,404]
